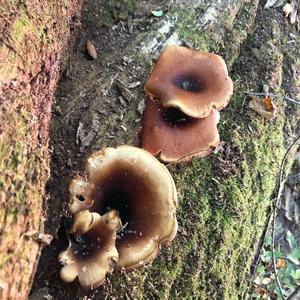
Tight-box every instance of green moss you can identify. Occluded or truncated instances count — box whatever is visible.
[222,0,259,68]
[12,12,37,43]
[97,0,136,28]
[0,101,47,266]
[105,21,290,297]
[171,7,217,52]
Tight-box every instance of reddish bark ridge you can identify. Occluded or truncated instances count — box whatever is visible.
[0,1,82,299]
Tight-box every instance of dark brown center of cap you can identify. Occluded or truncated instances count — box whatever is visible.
[71,233,102,260]
[90,167,151,240]
[172,74,202,92]
[162,107,192,126]
[97,188,131,225]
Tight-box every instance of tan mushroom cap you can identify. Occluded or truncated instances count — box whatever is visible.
[68,145,178,270]
[59,210,119,289]
[144,45,233,118]
[141,95,220,163]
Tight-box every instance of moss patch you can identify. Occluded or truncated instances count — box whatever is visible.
[93,0,136,28]
[171,7,217,52]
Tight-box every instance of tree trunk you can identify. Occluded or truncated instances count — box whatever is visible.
[2,0,299,299]
[0,1,82,299]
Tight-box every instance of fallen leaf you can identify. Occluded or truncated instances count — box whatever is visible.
[254,276,261,285]
[255,286,267,297]
[262,96,274,111]
[86,39,97,60]
[249,97,278,120]
[276,258,285,269]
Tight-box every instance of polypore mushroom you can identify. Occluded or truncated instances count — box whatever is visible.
[59,209,119,289]
[68,145,178,270]
[141,94,220,162]
[144,45,233,118]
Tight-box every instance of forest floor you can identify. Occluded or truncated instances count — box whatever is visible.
[30,0,299,299]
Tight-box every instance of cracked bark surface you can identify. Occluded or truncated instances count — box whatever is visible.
[0,1,82,299]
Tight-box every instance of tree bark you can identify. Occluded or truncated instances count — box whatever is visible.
[0,1,82,299]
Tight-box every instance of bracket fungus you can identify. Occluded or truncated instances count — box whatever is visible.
[67,145,178,271]
[141,95,220,162]
[144,45,233,119]
[59,209,119,289]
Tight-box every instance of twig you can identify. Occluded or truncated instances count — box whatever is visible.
[272,135,300,299]
[244,92,276,97]
[242,95,248,112]
[248,136,300,298]
[77,28,89,50]
[284,95,300,105]
[248,208,275,297]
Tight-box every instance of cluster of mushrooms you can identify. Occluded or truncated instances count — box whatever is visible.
[59,45,233,289]
[142,45,233,163]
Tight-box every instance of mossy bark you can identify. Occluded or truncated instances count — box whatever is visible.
[0,1,82,299]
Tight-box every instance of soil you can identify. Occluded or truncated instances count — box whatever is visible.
[30,0,299,299]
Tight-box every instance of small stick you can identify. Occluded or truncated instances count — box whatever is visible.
[248,136,300,298]
[284,95,300,105]
[272,135,300,299]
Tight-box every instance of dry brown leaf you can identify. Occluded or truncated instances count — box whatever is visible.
[262,96,274,110]
[249,96,278,120]
[86,39,97,60]
[255,286,267,297]
[276,258,285,269]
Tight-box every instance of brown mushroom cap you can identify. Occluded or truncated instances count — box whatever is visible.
[144,45,233,118]
[59,210,119,289]
[68,145,178,270]
[141,95,220,163]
